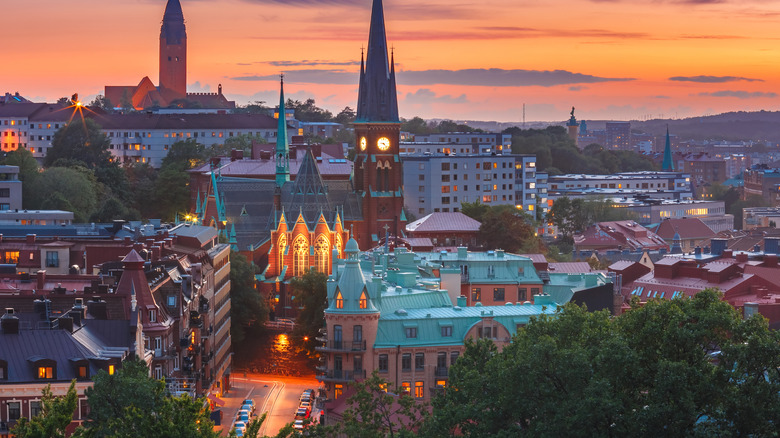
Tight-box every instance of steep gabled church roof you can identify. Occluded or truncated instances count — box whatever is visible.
[356,0,399,123]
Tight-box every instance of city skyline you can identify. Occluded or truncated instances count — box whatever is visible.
[4,0,780,122]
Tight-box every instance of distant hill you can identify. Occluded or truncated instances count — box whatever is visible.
[454,111,780,143]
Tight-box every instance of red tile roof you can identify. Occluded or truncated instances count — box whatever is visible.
[652,217,716,240]
[575,221,668,251]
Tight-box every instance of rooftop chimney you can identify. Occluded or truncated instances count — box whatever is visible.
[37,270,46,290]
[1,308,19,334]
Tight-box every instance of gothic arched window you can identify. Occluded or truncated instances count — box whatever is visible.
[359,291,368,309]
[314,235,330,274]
[277,234,287,275]
[335,291,344,309]
[293,235,309,277]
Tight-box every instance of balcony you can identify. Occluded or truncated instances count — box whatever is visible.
[316,369,366,382]
[434,366,449,378]
[189,311,203,329]
[315,340,366,353]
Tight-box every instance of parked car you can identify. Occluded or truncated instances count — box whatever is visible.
[237,411,250,423]
[293,419,305,430]
[299,401,311,411]
[295,407,310,419]
[243,398,255,407]
[234,421,247,433]
[241,404,255,416]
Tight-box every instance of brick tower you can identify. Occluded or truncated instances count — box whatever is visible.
[353,0,405,249]
[159,0,187,99]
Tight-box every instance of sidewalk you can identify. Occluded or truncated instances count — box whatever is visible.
[214,379,255,436]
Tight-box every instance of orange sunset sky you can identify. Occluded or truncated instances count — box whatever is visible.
[3,0,780,122]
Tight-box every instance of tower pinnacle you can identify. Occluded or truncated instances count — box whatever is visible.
[356,0,399,122]
[275,74,290,187]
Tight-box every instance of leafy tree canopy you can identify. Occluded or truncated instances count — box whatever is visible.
[290,269,328,354]
[12,381,78,438]
[427,289,780,437]
[45,118,113,169]
[286,98,333,123]
[230,250,268,345]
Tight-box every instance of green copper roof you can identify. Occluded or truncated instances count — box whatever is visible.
[275,76,290,187]
[662,126,674,171]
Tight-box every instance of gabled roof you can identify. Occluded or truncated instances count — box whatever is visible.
[653,218,716,241]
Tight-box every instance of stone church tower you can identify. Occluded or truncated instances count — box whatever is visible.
[352,0,406,250]
[159,0,187,99]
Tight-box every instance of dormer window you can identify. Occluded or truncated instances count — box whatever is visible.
[38,366,53,379]
[0,359,7,380]
[108,364,116,375]
[359,291,368,309]
[149,309,156,322]
[335,291,344,309]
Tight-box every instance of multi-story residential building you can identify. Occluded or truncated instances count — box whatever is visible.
[0,223,231,432]
[0,102,286,167]
[401,153,538,216]
[0,166,22,211]
[742,207,780,230]
[547,171,693,201]
[606,121,631,150]
[316,241,613,408]
[743,165,780,205]
[682,153,727,185]
[410,132,511,155]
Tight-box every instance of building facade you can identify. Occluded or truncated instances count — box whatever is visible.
[402,153,539,216]
[409,133,511,155]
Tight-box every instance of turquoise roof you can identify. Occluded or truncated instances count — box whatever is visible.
[415,249,542,285]
[543,272,610,304]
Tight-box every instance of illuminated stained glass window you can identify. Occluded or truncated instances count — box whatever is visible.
[293,236,308,277]
[314,235,330,274]
[277,234,287,274]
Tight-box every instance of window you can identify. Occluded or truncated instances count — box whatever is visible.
[531,287,540,295]
[154,365,163,380]
[401,381,411,395]
[149,309,156,322]
[415,381,424,398]
[108,364,115,375]
[30,400,42,417]
[353,355,363,372]
[293,236,308,277]
[46,251,60,268]
[441,163,450,171]
[0,360,6,380]
[405,327,417,338]
[38,366,53,379]
[415,353,425,370]
[335,384,343,399]
[359,291,368,309]
[519,288,527,302]
[80,399,90,419]
[8,401,20,420]
[378,354,388,372]
[493,288,505,302]
[471,287,481,302]
[167,295,176,307]
[314,235,330,274]
[441,326,452,337]
[402,353,411,371]
[333,325,342,349]
[335,291,344,309]
[353,325,363,342]
[277,234,287,274]
[5,251,19,264]
[78,365,88,380]
[0,188,9,197]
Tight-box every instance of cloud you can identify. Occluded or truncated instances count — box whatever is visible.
[698,90,778,99]
[399,69,634,87]
[231,69,358,85]
[404,89,470,105]
[267,60,361,67]
[669,75,763,83]
[569,86,587,91]
[653,95,671,99]
[187,81,211,93]
[230,68,633,87]
[239,0,363,5]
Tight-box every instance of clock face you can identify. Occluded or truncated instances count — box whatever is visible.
[377,137,390,151]
[360,136,367,151]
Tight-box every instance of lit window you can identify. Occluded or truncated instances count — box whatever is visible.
[314,235,330,274]
[108,364,115,375]
[293,235,308,277]
[359,291,368,309]
[401,381,410,395]
[334,384,343,399]
[415,381,424,398]
[335,291,344,309]
[4,251,19,264]
[38,366,53,379]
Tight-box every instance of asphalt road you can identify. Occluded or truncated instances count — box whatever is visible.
[226,373,319,436]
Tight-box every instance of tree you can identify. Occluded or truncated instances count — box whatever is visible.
[154,168,191,222]
[230,250,268,345]
[125,163,159,218]
[45,118,113,169]
[233,101,271,115]
[89,95,114,112]
[74,359,219,438]
[426,290,780,437]
[334,106,356,125]
[286,98,333,122]
[340,372,429,438]
[161,139,206,172]
[12,381,78,438]
[460,201,490,222]
[290,270,328,354]
[478,205,537,253]
[400,117,433,135]
[30,167,98,223]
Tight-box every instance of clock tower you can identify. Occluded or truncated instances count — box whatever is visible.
[353,0,405,250]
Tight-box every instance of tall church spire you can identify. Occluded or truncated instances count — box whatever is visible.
[275,75,290,187]
[356,0,399,122]
[662,125,674,171]
[159,0,187,98]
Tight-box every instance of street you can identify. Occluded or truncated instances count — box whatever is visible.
[217,373,319,437]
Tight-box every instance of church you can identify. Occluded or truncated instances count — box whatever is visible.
[104,0,234,110]
[195,0,406,317]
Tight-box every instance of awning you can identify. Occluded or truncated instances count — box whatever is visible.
[207,394,225,406]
